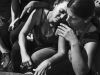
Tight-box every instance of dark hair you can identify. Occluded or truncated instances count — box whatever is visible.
[67,0,95,20]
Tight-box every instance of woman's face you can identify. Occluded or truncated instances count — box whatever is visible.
[49,1,68,23]
[66,8,87,29]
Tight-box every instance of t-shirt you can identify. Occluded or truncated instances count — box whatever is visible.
[76,23,99,46]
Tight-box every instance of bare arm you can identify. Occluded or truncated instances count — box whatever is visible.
[18,9,42,65]
[47,36,66,66]
[9,0,21,31]
[70,41,89,75]
[20,1,51,19]
[34,36,67,75]
[84,42,98,69]
[11,0,21,22]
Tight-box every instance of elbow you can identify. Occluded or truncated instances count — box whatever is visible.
[18,32,26,41]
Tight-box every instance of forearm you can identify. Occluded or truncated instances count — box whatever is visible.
[47,36,66,66]
[70,42,89,75]
[18,33,28,57]
[47,52,65,67]
[11,0,21,22]
[71,42,85,65]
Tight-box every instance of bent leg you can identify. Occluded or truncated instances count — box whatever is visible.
[31,47,56,67]
[11,41,21,72]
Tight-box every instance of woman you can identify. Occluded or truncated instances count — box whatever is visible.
[11,0,68,73]
[56,0,99,75]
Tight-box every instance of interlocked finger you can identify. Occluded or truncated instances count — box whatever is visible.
[56,28,64,37]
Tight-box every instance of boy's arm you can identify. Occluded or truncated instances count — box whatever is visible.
[20,1,51,19]
[18,9,42,66]
[9,0,21,31]
[47,36,66,65]
[11,0,21,22]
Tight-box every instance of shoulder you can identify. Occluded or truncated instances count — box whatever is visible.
[81,23,99,45]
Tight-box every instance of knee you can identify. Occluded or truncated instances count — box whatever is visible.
[31,53,41,65]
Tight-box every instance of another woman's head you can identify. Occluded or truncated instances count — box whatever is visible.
[66,0,95,27]
[48,0,68,23]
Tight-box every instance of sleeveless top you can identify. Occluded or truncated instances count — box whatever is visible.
[32,9,58,48]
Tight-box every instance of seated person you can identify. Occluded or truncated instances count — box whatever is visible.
[11,0,69,73]
[56,0,99,75]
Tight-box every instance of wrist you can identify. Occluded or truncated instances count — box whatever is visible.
[21,50,28,57]
[45,60,51,69]
[70,39,79,46]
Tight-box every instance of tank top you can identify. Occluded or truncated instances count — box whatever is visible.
[33,9,58,48]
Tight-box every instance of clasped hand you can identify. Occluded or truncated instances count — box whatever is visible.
[56,23,78,44]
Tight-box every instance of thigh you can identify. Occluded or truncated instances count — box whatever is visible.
[31,47,56,65]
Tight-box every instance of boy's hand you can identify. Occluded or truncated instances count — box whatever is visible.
[20,1,35,19]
